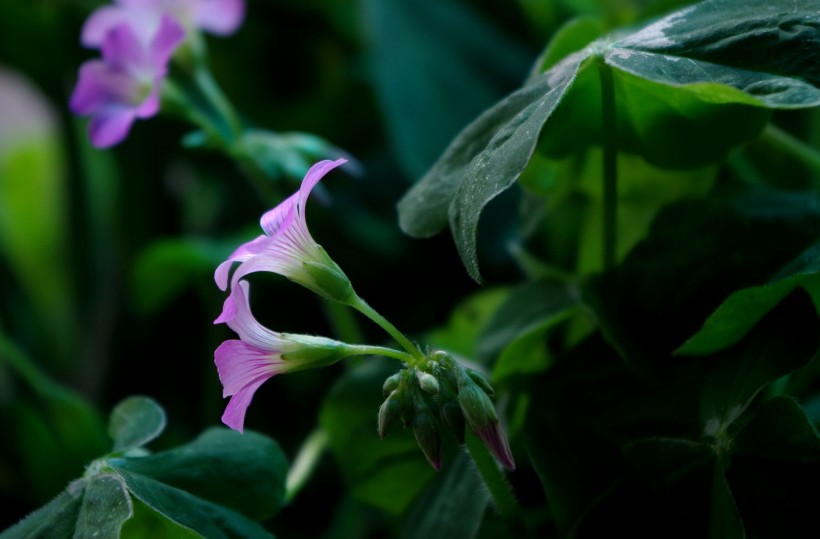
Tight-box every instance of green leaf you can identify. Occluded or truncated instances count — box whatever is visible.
[114,428,288,520]
[74,474,133,538]
[399,0,820,278]
[120,498,201,539]
[401,452,489,539]
[678,240,820,355]
[700,292,819,439]
[108,396,167,453]
[363,0,530,179]
[319,361,436,515]
[115,469,273,539]
[398,52,583,244]
[0,485,83,539]
[530,16,605,75]
[622,438,715,486]
[732,396,820,462]
[710,469,745,539]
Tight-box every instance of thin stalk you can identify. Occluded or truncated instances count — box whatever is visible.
[0,329,50,394]
[347,345,417,364]
[762,124,820,184]
[597,59,618,270]
[193,66,243,143]
[285,429,328,503]
[348,295,424,363]
[465,430,519,520]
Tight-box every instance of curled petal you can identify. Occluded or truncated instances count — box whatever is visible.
[297,159,347,214]
[221,377,267,433]
[81,6,133,48]
[214,234,269,291]
[260,192,298,237]
[220,281,283,349]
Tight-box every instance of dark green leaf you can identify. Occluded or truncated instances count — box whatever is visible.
[319,361,436,515]
[401,452,489,539]
[732,396,820,461]
[75,474,133,538]
[120,498,201,539]
[0,484,83,539]
[114,428,288,520]
[709,469,745,539]
[678,240,820,355]
[700,292,819,439]
[622,438,715,486]
[109,396,167,452]
[398,53,583,244]
[530,16,605,76]
[425,288,508,362]
[116,469,273,539]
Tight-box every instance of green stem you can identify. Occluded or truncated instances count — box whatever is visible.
[348,296,424,363]
[347,345,417,364]
[762,124,820,184]
[285,429,328,503]
[465,430,519,520]
[193,66,243,143]
[597,59,618,271]
[0,329,51,394]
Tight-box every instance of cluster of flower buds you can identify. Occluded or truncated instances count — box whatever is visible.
[378,351,515,471]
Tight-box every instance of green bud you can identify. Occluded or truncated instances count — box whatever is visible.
[378,391,402,439]
[382,372,403,395]
[301,259,354,303]
[465,368,495,397]
[440,400,466,444]
[456,378,498,431]
[416,371,439,396]
[412,404,441,471]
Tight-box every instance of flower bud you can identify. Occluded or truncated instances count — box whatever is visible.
[378,391,402,439]
[440,400,466,444]
[465,368,495,397]
[382,372,403,395]
[457,378,515,470]
[412,403,441,471]
[416,371,440,396]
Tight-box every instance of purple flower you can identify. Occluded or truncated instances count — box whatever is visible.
[215,280,352,432]
[69,16,184,147]
[82,0,245,48]
[215,158,354,311]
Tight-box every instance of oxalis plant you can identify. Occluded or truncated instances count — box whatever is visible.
[2,0,820,537]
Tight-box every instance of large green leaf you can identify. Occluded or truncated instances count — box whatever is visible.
[401,452,489,539]
[114,428,288,520]
[398,0,820,279]
[0,486,83,539]
[115,469,273,539]
[678,239,820,355]
[74,474,133,538]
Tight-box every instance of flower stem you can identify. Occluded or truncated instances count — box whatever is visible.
[597,59,618,271]
[193,65,243,144]
[348,295,424,363]
[285,429,328,504]
[761,124,820,187]
[348,345,417,363]
[465,430,519,520]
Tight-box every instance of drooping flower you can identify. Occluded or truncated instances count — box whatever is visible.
[82,0,245,48]
[214,158,354,312]
[215,280,352,432]
[69,16,184,147]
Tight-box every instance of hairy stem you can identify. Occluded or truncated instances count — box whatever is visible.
[465,430,519,519]
[348,295,424,363]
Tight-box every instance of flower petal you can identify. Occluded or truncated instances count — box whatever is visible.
[87,106,137,148]
[221,377,266,433]
[81,6,132,48]
[70,61,136,114]
[259,192,298,237]
[101,23,148,74]
[474,423,516,471]
[149,15,186,72]
[223,281,284,349]
[214,339,283,397]
[195,0,246,36]
[297,158,347,214]
[214,234,269,290]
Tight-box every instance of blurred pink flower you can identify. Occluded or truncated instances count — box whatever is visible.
[70,16,184,147]
[82,0,245,48]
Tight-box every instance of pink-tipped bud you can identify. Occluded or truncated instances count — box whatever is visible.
[457,378,515,470]
[378,390,402,439]
[412,404,441,471]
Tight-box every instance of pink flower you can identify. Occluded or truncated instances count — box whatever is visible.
[69,16,184,147]
[215,158,354,312]
[82,0,245,48]
[215,280,352,432]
